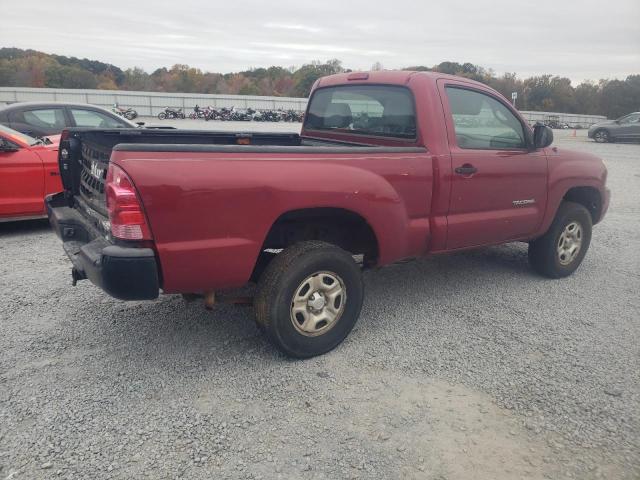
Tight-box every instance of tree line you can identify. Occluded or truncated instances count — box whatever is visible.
[1,48,638,119]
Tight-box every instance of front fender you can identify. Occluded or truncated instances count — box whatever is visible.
[539,149,608,234]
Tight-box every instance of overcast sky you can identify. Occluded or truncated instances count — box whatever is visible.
[1,0,638,84]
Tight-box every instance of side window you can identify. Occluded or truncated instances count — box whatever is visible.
[445,87,526,150]
[23,109,66,129]
[70,109,126,128]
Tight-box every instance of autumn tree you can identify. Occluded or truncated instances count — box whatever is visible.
[1,48,638,118]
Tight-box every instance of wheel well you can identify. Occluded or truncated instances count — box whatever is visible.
[564,187,602,224]
[252,208,379,281]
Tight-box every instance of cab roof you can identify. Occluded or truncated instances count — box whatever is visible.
[314,70,488,90]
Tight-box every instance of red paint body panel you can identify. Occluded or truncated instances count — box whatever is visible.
[112,149,435,292]
[108,71,608,294]
[0,132,61,220]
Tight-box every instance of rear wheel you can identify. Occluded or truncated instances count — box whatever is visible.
[593,129,610,143]
[254,241,363,358]
[528,201,592,278]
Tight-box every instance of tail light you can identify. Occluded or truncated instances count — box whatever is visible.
[105,164,152,240]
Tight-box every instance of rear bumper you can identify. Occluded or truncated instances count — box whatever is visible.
[46,193,159,300]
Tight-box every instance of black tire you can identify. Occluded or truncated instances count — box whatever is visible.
[158,112,166,120]
[528,201,592,278]
[593,129,610,143]
[254,241,363,358]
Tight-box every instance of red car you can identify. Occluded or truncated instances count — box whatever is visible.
[0,124,62,221]
[48,71,609,357]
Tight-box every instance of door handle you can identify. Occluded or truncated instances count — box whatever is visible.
[455,164,477,175]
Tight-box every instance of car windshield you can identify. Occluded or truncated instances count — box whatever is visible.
[304,85,417,139]
[0,123,40,146]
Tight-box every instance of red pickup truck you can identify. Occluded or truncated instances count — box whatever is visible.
[47,71,610,357]
[1,124,62,221]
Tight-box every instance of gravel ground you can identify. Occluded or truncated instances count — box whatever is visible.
[0,130,638,480]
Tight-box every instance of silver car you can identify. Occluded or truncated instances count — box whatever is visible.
[588,112,640,143]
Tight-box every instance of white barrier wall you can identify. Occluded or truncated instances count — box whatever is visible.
[0,87,608,126]
[0,87,308,116]
[519,110,607,128]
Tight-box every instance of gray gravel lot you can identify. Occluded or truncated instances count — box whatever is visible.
[0,129,638,479]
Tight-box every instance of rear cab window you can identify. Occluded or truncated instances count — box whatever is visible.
[304,85,416,139]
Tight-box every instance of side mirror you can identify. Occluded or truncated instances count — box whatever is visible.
[533,123,554,149]
[136,122,145,127]
[0,139,19,152]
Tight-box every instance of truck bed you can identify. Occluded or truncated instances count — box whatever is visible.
[55,128,430,294]
[59,128,422,217]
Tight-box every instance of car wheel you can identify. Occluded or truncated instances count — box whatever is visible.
[528,201,592,278]
[254,241,364,358]
[593,129,610,143]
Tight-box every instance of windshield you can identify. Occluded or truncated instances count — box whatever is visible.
[0,123,40,146]
[304,85,416,139]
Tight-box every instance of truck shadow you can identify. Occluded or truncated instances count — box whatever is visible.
[0,218,50,238]
[89,242,537,368]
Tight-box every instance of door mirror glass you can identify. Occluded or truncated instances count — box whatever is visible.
[533,123,554,149]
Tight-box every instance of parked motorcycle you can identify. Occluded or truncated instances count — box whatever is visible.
[158,107,185,120]
[188,105,207,119]
[112,104,138,120]
[283,109,303,122]
[190,105,305,123]
[230,108,255,121]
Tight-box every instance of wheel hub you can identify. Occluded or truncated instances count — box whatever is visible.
[557,221,583,266]
[290,272,346,337]
[307,292,326,311]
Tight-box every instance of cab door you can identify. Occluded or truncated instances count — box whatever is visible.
[0,137,45,217]
[438,81,548,249]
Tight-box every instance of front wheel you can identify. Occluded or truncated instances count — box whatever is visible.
[593,129,610,143]
[528,201,592,278]
[254,241,363,358]
[158,112,166,120]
